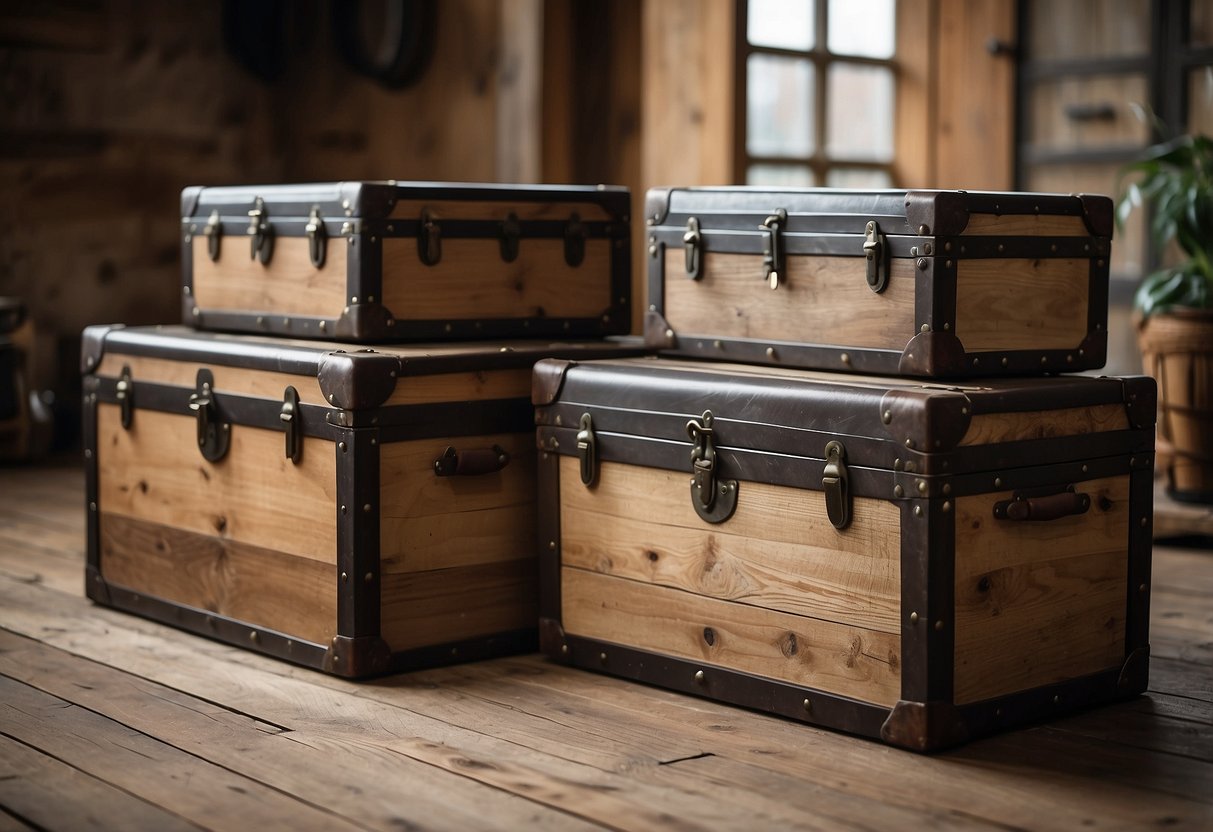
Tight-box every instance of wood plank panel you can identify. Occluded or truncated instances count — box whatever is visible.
[380,559,537,651]
[384,368,532,407]
[389,199,614,222]
[560,462,900,633]
[953,476,1130,704]
[959,403,1130,446]
[562,568,901,707]
[960,213,1093,236]
[96,353,330,407]
[100,514,336,646]
[380,432,536,571]
[955,258,1090,351]
[380,239,613,321]
[0,676,364,832]
[665,251,916,349]
[191,237,348,318]
[97,405,337,563]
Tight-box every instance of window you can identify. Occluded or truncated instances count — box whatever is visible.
[738,0,898,187]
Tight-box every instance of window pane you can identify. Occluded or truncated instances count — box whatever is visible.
[1192,0,1213,46]
[1190,66,1213,136]
[828,0,894,59]
[826,63,893,161]
[748,164,816,186]
[1027,0,1149,60]
[747,54,815,157]
[748,0,814,50]
[825,167,892,188]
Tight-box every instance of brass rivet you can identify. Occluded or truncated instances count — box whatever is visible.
[920,323,930,333]
[944,259,952,268]
[249,631,259,644]
[599,652,608,664]
[1000,357,1009,368]
[338,442,347,452]
[1140,517,1149,527]
[351,296,359,304]
[89,501,97,512]
[942,500,952,513]
[923,243,933,255]
[363,503,372,513]
[766,347,776,358]
[648,245,657,257]
[894,484,904,498]
[934,620,944,631]
[713,340,723,349]
[943,323,950,331]
[914,506,924,517]
[1066,354,1074,363]
[340,572,348,582]
[561,644,569,654]
[995,708,1003,717]
[918,224,929,235]
[916,480,928,495]
[364,572,374,583]
[548,540,556,550]
[192,307,200,317]
[909,612,919,624]
[328,393,336,403]
[905,438,914,448]
[943,241,952,252]
[1139,583,1147,593]
[694,670,705,685]
[340,505,347,514]
[1041,356,1048,365]
[997,244,1004,253]
[665,329,674,339]
[1053,695,1060,704]
[917,258,928,270]
[1079,348,1085,356]
[649,304,657,312]
[994,477,1003,488]
[841,353,850,364]
[803,698,812,713]
[961,407,969,415]
[319,321,326,332]
[1081,464,1088,473]
[882,410,892,424]
[942,484,951,495]
[84,449,92,459]
[445,323,453,333]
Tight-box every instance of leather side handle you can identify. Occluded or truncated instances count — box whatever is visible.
[433,445,510,477]
[994,489,1091,522]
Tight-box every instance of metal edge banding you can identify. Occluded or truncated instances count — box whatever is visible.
[89,581,330,671]
[927,497,956,703]
[607,221,632,336]
[558,634,891,741]
[367,218,619,239]
[1087,253,1110,351]
[336,427,381,643]
[1126,463,1155,657]
[181,230,195,320]
[658,338,905,376]
[537,448,563,621]
[385,629,538,674]
[898,501,929,702]
[83,377,103,581]
[647,237,668,337]
[946,452,1144,498]
[650,226,927,258]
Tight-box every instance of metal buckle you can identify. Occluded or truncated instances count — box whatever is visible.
[280,386,301,464]
[683,216,702,280]
[822,440,851,529]
[115,365,133,430]
[864,220,889,293]
[576,413,597,486]
[188,370,230,463]
[564,213,586,267]
[247,197,273,265]
[418,208,441,265]
[760,209,787,290]
[499,212,520,263]
[204,210,222,262]
[306,206,327,269]
[686,410,738,524]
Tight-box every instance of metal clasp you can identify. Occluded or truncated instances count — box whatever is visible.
[686,410,738,524]
[683,216,702,280]
[116,365,133,430]
[564,213,586,267]
[188,370,230,463]
[204,210,222,262]
[306,206,327,269]
[864,220,889,293]
[247,197,273,264]
[418,208,441,265]
[499,212,520,263]
[576,413,597,486]
[822,440,851,530]
[281,386,301,464]
[761,209,787,290]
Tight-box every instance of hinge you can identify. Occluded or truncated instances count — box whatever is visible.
[204,210,222,262]
[280,386,302,464]
[188,369,230,463]
[115,365,133,430]
[418,208,441,265]
[306,206,327,269]
[564,213,586,267]
[683,216,702,280]
[576,413,597,486]
[822,440,851,529]
[247,197,273,265]
[864,220,889,293]
[760,209,788,290]
[499,212,520,263]
[686,410,738,523]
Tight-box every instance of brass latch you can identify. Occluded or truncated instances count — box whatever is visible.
[760,209,788,290]
[280,386,302,464]
[499,212,521,263]
[306,206,327,269]
[418,208,441,265]
[683,216,702,280]
[247,197,273,264]
[204,210,222,262]
[188,370,230,463]
[576,413,597,486]
[564,213,586,267]
[864,220,889,293]
[686,410,739,524]
[822,440,851,529]
[116,365,133,430]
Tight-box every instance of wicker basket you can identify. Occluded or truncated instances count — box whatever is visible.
[1138,309,1213,503]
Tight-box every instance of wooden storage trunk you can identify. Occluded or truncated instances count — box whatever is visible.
[181,182,630,342]
[534,357,1156,751]
[81,325,640,677]
[644,187,1112,378]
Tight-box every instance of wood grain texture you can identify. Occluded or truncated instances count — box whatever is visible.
[960,213,1093,236]
[893,0,936,188]
[953,475,1130,704]
[100,513,336,646]
[383,368,532,407]
[380,558,538,651]
[959,403,1130,446]
[380,432,537,572]
[97,405,337,563]
[562,568,901,707]
[664,250,916,349]
[96,354,329,407]
[1029,74,1151,152]
[955,258,1090,351]
[191,236,348,318]
[380,238,613,321]
[559,458,901,633]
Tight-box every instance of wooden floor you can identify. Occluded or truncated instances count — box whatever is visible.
[0,462,1211,832]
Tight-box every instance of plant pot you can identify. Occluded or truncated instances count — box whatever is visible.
[1138,308,1213,503]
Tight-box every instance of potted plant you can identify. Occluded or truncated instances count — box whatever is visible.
[1119,131,1213,503]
